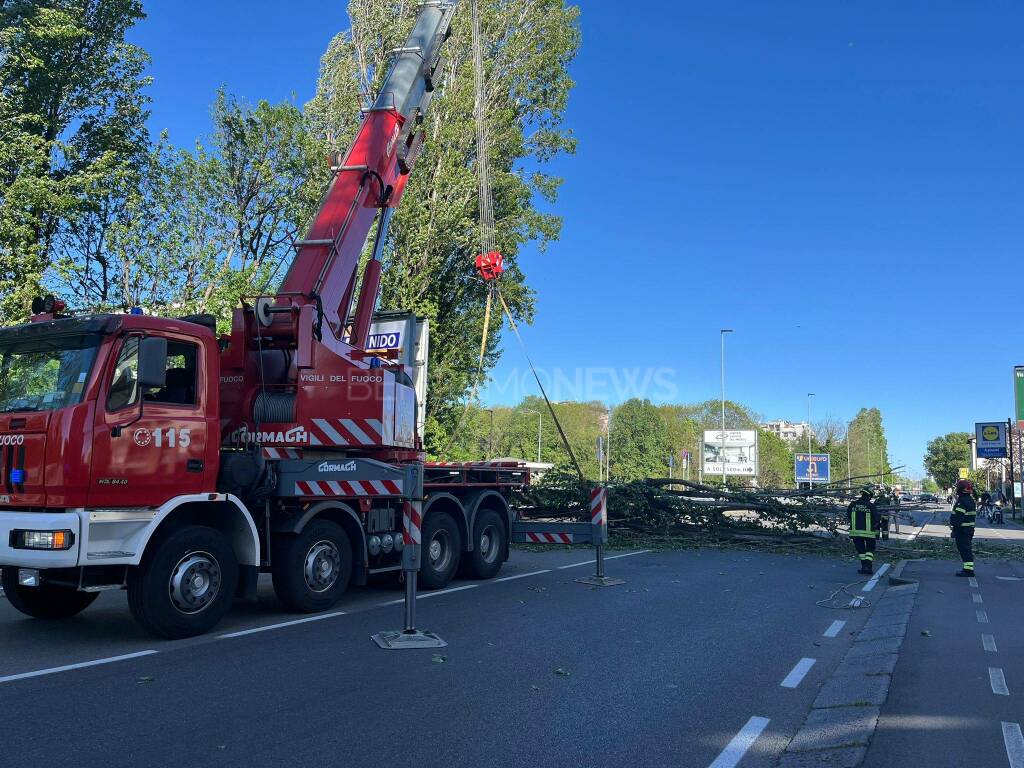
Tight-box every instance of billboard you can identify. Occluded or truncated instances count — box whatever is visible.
[795,452,831,484]
[1016,367,1024,430]
[702,430,758,477]
[975,421,1008,459]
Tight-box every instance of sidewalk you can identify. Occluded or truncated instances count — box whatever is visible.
[862,558,1024,768]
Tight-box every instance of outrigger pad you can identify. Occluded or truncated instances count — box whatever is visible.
[575,575,625,587]
[371,629,448,650]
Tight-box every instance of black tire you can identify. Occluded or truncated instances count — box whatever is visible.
[466,509,507,580]
[127,525,238,639]
[419,511,461,590]
[271,520,352,613]
[0,568,98,619]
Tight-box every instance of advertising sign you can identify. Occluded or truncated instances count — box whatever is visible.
[702,430,758,477]
[975,421,1008,459]
[795,452,831,484]
[1016,367,1024,430]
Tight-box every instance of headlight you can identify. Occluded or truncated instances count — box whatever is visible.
[368,535,382,556]
[10,530,74,550]
[381,533,394,554]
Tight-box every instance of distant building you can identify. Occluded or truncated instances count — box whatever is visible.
[760,420,812,443]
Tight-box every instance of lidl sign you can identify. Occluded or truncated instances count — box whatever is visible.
[975,421,1007,459]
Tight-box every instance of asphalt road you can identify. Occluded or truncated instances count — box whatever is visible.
[0,548,883,768]
[863,558,1024,768]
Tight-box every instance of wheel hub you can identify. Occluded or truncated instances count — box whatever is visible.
[304,540,341,593]
[169,552,221,614]
[479,525,499,564]
[428,530,451,571]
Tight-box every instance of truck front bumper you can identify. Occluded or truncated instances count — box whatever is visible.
[0,510,82,569]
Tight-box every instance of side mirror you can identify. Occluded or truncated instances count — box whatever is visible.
[138,337,168,390]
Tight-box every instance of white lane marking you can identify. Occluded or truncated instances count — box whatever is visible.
[991,668,1010,696]
[0,651,157,685]
[219,612,346,638]
[823,620,847,638]
[495,569,551,582]
[780,658,817,689]
[707,715,771,768]
[996,576,1023,582]
[861,563,891,593]
[1003,722,1024,768]
[983,634,998,652]
[978,610,990,624]
[416,584,478,600]
[973,593,984,604]
[557,560,594,570]
[605,549,653,560]
[969,577,979,587]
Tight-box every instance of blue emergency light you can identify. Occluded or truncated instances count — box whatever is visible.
[10,469,26,484]
[129,307,144,315]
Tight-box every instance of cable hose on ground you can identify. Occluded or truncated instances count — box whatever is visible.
[815,579,874,610]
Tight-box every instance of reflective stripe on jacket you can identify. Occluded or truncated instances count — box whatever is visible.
[848,499,879,538]
[950,494,977,529]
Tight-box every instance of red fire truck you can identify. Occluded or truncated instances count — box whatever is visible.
[0,1,532,639]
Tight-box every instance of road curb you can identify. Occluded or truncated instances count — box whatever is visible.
[887,558,922,586]
[776,581,919,768]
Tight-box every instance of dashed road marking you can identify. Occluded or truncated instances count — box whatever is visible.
[605,549,653,561]
[996,576,1023,582]
[0,651,158,685]
[983,634,998,653]
[708,716,770,768]
[220,612,347,638]
[990,668,1010,696]
[973,593,984,604]
[977,610,990,624]
[861,563,890,593]
[823,620,846,638]
[780,658,816,689]
[1003,722,1024,768]
[416,584,478,600]
[969,577,978,587]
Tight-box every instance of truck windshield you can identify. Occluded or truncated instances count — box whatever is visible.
[0,334,101,413]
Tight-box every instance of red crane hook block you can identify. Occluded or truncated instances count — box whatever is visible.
[475,251,504,281]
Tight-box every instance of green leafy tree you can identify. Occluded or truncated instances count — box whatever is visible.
[0,0,151,318]
[609,398,669,481]
[923,432,972,490]
[306,0,580,452]
[758,429,794,488]
[847,407,889,483]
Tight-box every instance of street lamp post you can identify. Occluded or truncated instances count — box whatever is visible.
[720,329,733,487]
[806,393,815,488]
[846,421,852,489]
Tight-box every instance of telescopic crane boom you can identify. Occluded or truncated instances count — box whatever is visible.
[279,1,456,348]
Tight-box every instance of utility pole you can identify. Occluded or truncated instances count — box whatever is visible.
[846,421,852,489]
[720,329,733,487]
[806,393,815,489]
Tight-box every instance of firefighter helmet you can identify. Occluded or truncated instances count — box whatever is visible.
[956,479,973,494]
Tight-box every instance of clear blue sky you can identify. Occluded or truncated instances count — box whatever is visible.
[130,1,1023,478]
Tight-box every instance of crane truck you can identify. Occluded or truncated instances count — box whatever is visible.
[0,0,530,639]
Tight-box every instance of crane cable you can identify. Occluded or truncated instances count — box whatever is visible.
[438,0,495,458]
[442,0,584,482]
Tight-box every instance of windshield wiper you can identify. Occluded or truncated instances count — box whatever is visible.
[1,405,40,413]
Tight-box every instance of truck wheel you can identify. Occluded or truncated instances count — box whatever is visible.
[466,509,506,580]
[127,525,238,639]
[419,511,461,590]
[0,568,99,619]
[272,520,352,613]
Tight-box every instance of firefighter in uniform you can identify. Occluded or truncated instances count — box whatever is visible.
[848,485,880,575]
[950,479,977,577]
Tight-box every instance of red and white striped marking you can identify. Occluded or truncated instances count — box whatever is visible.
[590,486,607,526]
[262,447,302,460]
[428,460,525,468]
[308,418,383,447]
[525,532,574,544]
[403,501,422,547]
[294,479,402,497]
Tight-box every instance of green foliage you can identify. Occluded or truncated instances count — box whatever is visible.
[609,398,669,481]
[923,432,972,490]
[0,0,150,319]
[847,407,889,482]
[306,0,581,451]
